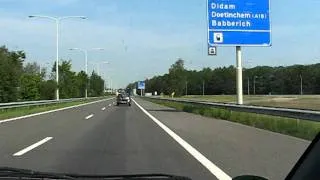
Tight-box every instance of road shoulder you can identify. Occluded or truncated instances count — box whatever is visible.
[134,97,310,180]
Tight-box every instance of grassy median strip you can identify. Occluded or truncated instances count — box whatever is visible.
[0,97,111,120]
[147,99,320,140]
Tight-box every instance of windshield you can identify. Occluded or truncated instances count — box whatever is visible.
[0,0,319,180]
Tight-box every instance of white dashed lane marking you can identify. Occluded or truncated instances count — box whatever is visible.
[85,114,94,120]
[13,137,53,156]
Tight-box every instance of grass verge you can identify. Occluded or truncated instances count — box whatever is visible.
[179,95,320,111]
[0,97,111,120]
[147,98,320,140]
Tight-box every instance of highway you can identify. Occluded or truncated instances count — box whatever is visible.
[0,97,310,180]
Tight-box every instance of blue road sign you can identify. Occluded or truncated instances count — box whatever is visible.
[137,81,145,90]
[207,0,271,46]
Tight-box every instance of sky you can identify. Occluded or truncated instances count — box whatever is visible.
[0,0,319,88]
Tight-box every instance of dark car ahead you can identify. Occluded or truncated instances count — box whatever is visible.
[116,92,131,106]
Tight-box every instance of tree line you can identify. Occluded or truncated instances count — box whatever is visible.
[0,46,105,103]
[127,59,320,96]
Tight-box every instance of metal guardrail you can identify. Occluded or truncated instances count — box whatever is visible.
[0,97,104,110]
[146,97,320,122]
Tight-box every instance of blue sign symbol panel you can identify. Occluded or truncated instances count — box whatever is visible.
[138,81,145,90]
[207,0,271,46]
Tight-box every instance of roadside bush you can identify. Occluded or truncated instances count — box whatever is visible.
[183,105,194,113]
[203,108,214,117]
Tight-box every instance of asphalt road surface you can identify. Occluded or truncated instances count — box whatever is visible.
[0,97,310,180]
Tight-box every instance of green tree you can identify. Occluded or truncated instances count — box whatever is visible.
[23,62,40,74]
[129,61,320,96]
[19,74,41,100]
[0,46,25,102]
[19,62,44,100]
[76,70,88,97]
[167,59,187,96]
[207,66,236,95]
[89,71,104,97]
[52,60,79,98]
[39,80,57,100]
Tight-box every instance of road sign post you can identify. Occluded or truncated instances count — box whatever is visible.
[236,46,243,104]
[207,0,271,104]
[137,81,145,96]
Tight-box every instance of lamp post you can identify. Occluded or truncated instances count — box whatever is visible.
[185,81,188,96]
[69,48,104,98]
[28,15,87,100]
[202,80,205,96]
[247,77,250,95]
[254,76,259,95]
[300,74,303,95]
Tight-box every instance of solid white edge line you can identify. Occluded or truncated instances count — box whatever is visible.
[132,98,232,180]
[102,107,106,111]
[0,97,115,124]
[85,114,94,120]
[13,137,53,156]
